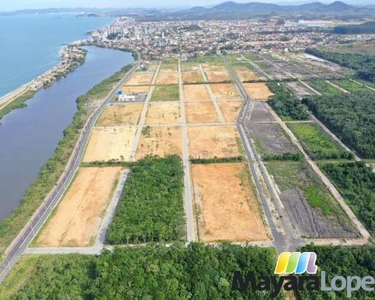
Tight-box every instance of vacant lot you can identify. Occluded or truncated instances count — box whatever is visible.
[243,83,274,100]
[125,72,154,85]
[136,126,182,160]
[156,72,179,85]
[35,167,121,247]
[234,66,259,82]
[248,101,275,123]
[183,84,211,101]
[192,163,269,242]
[202,64,231,82]
[285,81,316,98]
[97,103,143,126]
[121,85,150,94]
[183,71,204,84]
[185,102,219,123]
[151,85,179,101]
[188,125,241,158]
[83,126,137,162]
[160,63,177,72]
[210,84,241,100]
[217,101,242,122]
[146,102,181,125]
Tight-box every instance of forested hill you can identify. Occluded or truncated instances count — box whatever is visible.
[333,21,375,34]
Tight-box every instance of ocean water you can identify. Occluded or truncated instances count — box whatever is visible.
[0,14,113,97]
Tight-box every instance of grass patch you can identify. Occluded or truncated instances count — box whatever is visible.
[151,85,179,101]
[0,90,37,121]
[332,79,370,93]
[307,79,344,95]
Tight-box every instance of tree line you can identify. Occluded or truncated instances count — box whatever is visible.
[333,21,375,34]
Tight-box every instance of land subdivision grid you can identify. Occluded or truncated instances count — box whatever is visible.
[0,59,141,284]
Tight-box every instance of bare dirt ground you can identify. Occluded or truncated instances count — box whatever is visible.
[243,83,274,100]
[202,64,231,82]
[181,63,200,72]
[35,167,122,247]
[136,126,183,160]
[160,64,177,72]
[188,125,241,158]
[191,163,269,242]
[83,126,137,162]
[96,103,144,126]
[285,81,315,99]
[146,102,181,125]
[183,85,211,101]
[217,101,242,122]
[185,102,220,124]
[156,72,179,85]
[210,84,241,100]
[234,66,259,82]
[182,71,204,84]
[121,85,150,94]
[248,101,275,123]
[125,73,154,85]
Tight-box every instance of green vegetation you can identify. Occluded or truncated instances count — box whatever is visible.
[288,123,353,160]
[321,162,375,236]
[188,55,224,65]
[0,90,36,121]
[3,244,278,299]
[267,82,310,121]
[0,64,134,256]
[263,152,303,161]
[302,90,375,158]
[332,79,370,93]
[333,21,375,34]
[297,245,375,300]
[106,155,185,244]
[307,79,343,95]
[307,48,375,82]
[190,156,244,164]
[151,85,179,101]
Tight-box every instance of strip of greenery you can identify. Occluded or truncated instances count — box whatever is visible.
[320,161,375,236]
[263,152,303,161]
[302,90,375,158]
[267,82,310,121]
[106,155,186,244]
[333,21,375,35]
[80,160,133,168]
[0,90,36,121]
[288,123,354,160]
[2,243,278,299]
[151,85,179,101]
[0,63,134,256]
[190,156,245,164]
[332,79,370,93]
[307,79,343,95]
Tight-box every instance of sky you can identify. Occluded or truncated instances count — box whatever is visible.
[1,0,374,12]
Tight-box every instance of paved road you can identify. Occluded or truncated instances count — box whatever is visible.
[0,57,141,284]
[178,59,197,242]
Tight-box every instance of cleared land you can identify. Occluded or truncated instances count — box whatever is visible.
[185,102,220,124]
[285,81,316,98]
[136,126,183,160]
[234,66,259,82]
[156,72,179,85]
[217,101,242,122]
[125,72,154,85]
[183,84,211,101]
[83,126,137,162]
[151,85,179,101]
[192,163,269,242]
[188,125,241,158]
[182,71,204,84]
[243,83,274,100]
[96,103,143,126]
[160,64,177,72]
[248,101,275,123]
[210,84,241,100]
[121,85,150,94]
[146,102,181,125]
[35,167,122,247]
[202,64,231,82]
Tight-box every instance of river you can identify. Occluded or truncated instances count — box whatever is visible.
[0,46,134,221]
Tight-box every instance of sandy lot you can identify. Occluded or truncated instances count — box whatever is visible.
[121,85,150,94]
[210,84,241,100]
[83,126,137,162]
[183,71,204,84]
[202,64,231,82]
[243,83,274,100]
[156,72,179,85]
[181,63,200,72]
[35,167,122,247]
[192,163,269,242]
[136,126,183,160]
[125,73,154,85]
[234,66,259,82]
[146,102,181,125]
[185,102,220,124]
[183,85,211,101]
[160,64,177,72]
[97,103,144,126]
[188,125,241,158]
[217,101,242,122]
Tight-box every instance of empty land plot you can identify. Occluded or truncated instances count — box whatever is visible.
[285,81,316,98]
[308,80,343,95]
[248,101,275,123]
[137,62,158,72]
[217,101,242,122]
[243,83,274,100]
[151,85,179,101]
[181,63,200,72]
[160,63,177,72]
[35,167,121,247]
[136,126,182,160]
[146,102,181,125]
[183,84,211,101]
[83,126,137,162]
[192,163,269,242]
[202,64,231,82]
[332,80,370,93]
[125,72,154,85]
[156,71,179,85]
[188,125,241,158]
[234,66,259,82]
[182,71,204,84]
[185,102,219,124]
[121,85,150,94]
[97,103,143,126]
[210,84,241,100]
